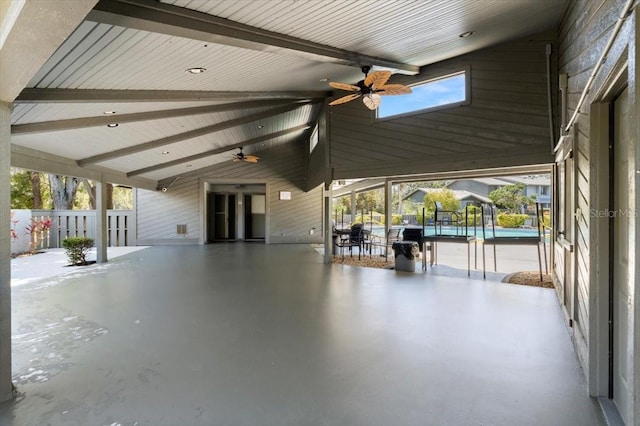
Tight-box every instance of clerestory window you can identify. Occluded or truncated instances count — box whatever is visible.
[378,71,468,119]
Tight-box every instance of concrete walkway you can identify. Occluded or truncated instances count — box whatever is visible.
[2,243,603,426]
[10,246,149,287]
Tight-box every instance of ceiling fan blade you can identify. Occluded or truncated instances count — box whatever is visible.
[376,84,412,95]
[364,71,391,88]
[362,94,381,110]
[329,93,361,106]
[329,82,360,91]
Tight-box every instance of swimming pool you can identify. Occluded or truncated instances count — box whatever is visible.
[366,225,546,239]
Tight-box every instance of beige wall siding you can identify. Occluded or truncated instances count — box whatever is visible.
[137,177,324,245]
[269,181,323,244]
[327,31,557,180]
[558,0,627,362]
[136,177,200,245]
[205,143,307,188]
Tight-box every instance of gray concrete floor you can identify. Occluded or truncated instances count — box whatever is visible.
[1,243,604,426]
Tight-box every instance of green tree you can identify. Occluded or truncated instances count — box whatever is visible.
[356,189,381,213]
[488,184,534,213]
[421,180,449,188]
[11,169,54,209]
[10,168,33,208]
[112,186,133,210]
[393,181,449,214]
[31,171,43,208]
[423,189,459,216]
[49,175,80,210]
[332,195,351,215]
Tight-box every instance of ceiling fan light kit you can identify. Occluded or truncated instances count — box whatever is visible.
[232,147,259,163]
[328,65,412,110]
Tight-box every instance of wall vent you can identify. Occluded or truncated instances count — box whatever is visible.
[177,224,187,235]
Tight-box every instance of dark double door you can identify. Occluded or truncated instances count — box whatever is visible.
[208,193,236,241]
[207,192,265,242]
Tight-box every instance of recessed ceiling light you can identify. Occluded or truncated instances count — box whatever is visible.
[459,31,474,38]
[106,123,119,128]
[257,125,264,129]
[319,78,328,82]
[103,111,116,115]
[185,67,206,74]
[161,151,170,155]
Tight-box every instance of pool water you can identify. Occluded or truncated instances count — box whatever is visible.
[366,225,546,239]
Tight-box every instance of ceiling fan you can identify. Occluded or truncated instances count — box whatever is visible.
[328,65,412,110]
[232,147,259,163]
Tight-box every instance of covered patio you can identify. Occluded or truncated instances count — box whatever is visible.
[2,244,604,425]
[2,1,639,424]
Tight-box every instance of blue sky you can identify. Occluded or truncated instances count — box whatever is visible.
[378,73,466,118]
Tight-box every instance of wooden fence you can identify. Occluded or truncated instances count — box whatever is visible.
[31,210,135,249]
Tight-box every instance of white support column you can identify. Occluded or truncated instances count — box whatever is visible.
[0,102,13,401]
[384,179,393,236]
[95,180,108,263]
[350,191,356,225]
[323,184,333,263]
[632,15,640,424]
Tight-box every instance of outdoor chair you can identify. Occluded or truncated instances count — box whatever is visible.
[370,228,401,258]
[336,224,365,260]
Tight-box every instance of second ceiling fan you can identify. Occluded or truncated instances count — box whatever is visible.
[328,66,412,110]
[232,147,259,163]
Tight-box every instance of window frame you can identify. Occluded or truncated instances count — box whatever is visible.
[376,66,471,121]
[309,124,319,153]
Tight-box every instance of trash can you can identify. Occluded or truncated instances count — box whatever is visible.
[392,241,419,272]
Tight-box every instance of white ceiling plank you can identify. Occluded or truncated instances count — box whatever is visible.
[126,124,310,177]
[0,0,98,102]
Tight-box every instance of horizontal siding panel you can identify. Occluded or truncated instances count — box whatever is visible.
[136,178,200,243]
[187,143,307,189]
[326,31,557,179]
[558,0,623,72]
[306,141,326,191]
[269,182,323,244]
[332,145,553,180]
[556,0,635,380]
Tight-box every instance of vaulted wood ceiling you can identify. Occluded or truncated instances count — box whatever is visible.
[2,0,569,190]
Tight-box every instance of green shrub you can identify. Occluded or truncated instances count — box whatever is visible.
[62,237,94,266]
[460,213,482,227]
[392,214,404,225]
[496,213,529,228]
[415,212,435,225]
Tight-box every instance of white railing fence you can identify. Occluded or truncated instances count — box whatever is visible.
[11,210,135,254]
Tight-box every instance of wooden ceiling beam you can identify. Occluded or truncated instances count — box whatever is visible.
[15,88,328,103]
[11,99,299,134]
[87,0,419,75]
[77,101,316,166]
